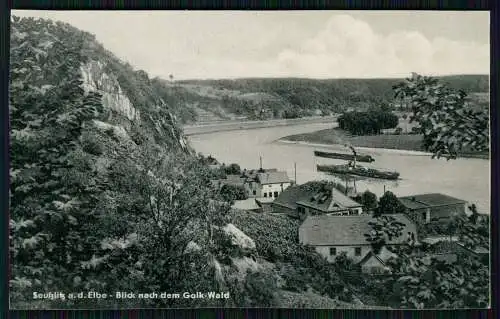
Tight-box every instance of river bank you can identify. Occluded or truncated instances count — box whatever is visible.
[281,128,489,160]
[182,116,337,136]
[188,122,490,214]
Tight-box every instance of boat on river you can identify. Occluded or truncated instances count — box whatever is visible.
[317,164,400,180]
[314,150,375,163]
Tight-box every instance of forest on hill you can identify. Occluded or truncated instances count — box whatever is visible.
[173,75,488,122]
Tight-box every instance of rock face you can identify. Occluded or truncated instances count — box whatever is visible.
[80,61,140,122]
[10,15,190,154]
[222,223,256,250]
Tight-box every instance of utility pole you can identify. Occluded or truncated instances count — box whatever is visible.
[294,162,297,184]
[259,156,263,171]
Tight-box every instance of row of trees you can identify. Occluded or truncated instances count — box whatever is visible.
[337,110,399,135]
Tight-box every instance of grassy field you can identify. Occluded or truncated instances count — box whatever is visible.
[283,128,425,151]
[282,128,489,159]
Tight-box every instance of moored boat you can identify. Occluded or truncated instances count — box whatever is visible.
[314,150,375,163]
[317,164,399,180]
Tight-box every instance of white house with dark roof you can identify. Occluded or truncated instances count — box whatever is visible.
[272,183,363,219]
[245,171,291,199]
[298,214,418,264]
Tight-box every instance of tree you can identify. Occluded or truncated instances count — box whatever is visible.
[393,73,489,159]
[364,215,406,254]
[220,184,248,203]
[388,250,489,309]
[224,163,241,175]
[338,110,399,135]
[359,190,378,212]
[378,191,406,215]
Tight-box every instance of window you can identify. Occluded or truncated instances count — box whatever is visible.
[355,247,362,256]
[253,190,256,195]
[274,191,279,198]
[330,247,337,256]
[269,192,273,198]
[264,193,267,198]
[421,212,427,221]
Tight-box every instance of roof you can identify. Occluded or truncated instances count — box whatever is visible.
[256,171,290,185]
[243,168,277,179]
[358,246,398,266]
[232,198,260,211]
[296,187,362,213]
[221,175,247,187]
[255,197,274,204]
[299,214,418,246]
[398,193,467,210]
[272,185,316,210]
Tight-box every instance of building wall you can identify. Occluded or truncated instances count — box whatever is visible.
[408,203,466,224]
[246,182,291,199]
[274,204,300,219]
[430,203,466,220]
[313,245,372,263]
[259,202,273,213]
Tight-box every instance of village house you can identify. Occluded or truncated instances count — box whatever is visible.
[298,215,418,271]
[398,193,468,224]
[272,185,364,219]
[244,170,292,200]
[427,240,488,265]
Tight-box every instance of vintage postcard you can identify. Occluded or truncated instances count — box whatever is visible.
[9,10,490,309]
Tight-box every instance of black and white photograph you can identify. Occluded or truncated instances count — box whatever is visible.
[8,10,491,309]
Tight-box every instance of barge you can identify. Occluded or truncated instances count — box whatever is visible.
[317,164,399,180]
[314,150,375,163]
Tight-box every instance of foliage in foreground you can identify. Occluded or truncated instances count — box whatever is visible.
[393,73,489,159]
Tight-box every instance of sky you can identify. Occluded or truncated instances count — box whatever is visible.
[12,10,490,80]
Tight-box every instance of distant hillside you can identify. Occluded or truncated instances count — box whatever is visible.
[168,75,489,123]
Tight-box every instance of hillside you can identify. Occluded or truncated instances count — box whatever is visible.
[9,16,368,310]
[171,75,488,122]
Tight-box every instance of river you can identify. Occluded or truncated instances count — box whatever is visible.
[187,123,490,214]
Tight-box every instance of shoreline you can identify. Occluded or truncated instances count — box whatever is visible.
[275,139,434,156]
[183,116,337,136]
[276,139,490,160]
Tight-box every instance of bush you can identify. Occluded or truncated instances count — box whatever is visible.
[220,184,247,203]
[377,191,406,215]
[224,163,241,175]
[338,110,399,135]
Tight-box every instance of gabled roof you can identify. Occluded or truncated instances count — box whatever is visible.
[358,246,398,267]
[299,214,417,246]
[296,187,362,213]
[256,171,290,185]
[398,193,467,210]
[272,185,312,210]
